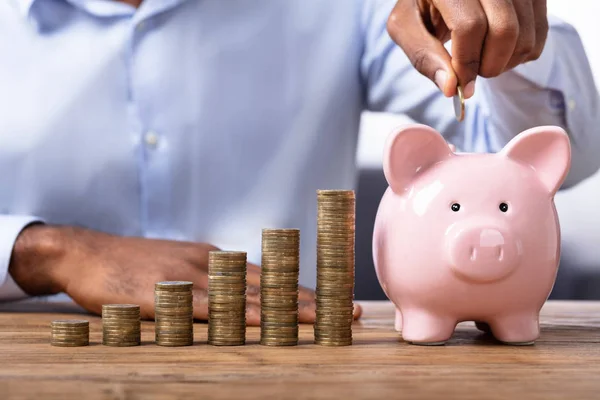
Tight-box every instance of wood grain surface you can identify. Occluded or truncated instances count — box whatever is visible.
[0,300,599,399]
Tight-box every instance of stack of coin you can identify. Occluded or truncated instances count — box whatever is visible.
[260,228,300,346]
[50,320,89,347]
[154,281,194,347]
[315,189,355,346]
[102,304,141,347]
[208,251,247,346]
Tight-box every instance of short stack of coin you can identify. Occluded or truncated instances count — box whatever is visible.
[102,304,141,347]
[50,320,89,347]
[154,281,194,347]
[208,251,247,346]
[260,228,300,346]
[315,189,355,346]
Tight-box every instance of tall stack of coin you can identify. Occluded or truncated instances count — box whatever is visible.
[50,320,89,347]
[208,251,247,346]
[260,228,300,346]
[102,304,141,347]
[315,189,355,346]
[154,281,194,347]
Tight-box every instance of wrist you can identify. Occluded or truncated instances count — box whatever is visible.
[9,224,67,296]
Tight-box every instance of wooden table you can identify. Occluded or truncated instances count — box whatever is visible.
[0,300,599,399]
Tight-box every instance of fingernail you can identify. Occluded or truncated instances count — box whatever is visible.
[434,70,448,93]
[464,80,476,99]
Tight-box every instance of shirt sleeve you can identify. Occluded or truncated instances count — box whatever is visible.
[0,215,44,301]
[360,0,600,189]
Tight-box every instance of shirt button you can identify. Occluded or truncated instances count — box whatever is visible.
[568,99,576,110]
[145,131,159,148]
[136,21,146,31]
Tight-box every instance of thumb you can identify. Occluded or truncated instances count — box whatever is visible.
[387,2,457,97]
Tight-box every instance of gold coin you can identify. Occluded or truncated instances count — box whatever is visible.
[154,291,193,297]
[51,341,89,347]
[51,327,89,333]
[156,332,193,338]
[260,341,297,347]
[453,84,465,122]
[51,335,90,341]
[155,281,193,291]
[51,320,88,327]
[102,304,140,310]
[102,326,141,331]
[102,342,140,347]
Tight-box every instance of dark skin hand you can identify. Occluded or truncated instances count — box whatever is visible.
[9,224,363,325]
[387,0,549,99]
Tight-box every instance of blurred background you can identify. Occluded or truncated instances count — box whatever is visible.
[354,0,600,300]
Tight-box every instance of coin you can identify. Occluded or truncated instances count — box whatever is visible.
[207,251,247,346]
[51,326,90,332]
[315,190,355,346]
[51,340,90,347]
[51,320,89,327]
[154,282,194,347]
[453,84,465,122]
[101,304,141,347]
[155,281,193,290]
[259,228,299,347]
[50,320,90,347]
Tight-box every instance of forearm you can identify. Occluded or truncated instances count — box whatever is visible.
[8,224,66,296]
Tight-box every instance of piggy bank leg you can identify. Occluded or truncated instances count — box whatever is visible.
[401,310,455,345]
[395,308,402,332]
[489,313,539,345]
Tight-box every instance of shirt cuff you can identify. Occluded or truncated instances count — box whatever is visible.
[0,215,45,301]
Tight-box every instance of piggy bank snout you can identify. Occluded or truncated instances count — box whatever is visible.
[447,225,521,283]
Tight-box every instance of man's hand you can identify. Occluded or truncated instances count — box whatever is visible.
[9,225,362,325]
[387,0,548,99]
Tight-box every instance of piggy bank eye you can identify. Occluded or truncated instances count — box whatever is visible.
[499,202,509,212]
[451,203,460,212]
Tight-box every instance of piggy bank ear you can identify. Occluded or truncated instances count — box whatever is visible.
[383,124,453,194]
[501,126,571,194]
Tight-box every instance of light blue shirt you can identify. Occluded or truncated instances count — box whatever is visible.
[1,0,599,297]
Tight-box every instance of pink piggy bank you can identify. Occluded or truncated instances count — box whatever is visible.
[372,124,571,345]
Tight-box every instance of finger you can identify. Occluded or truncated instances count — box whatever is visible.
[298,284,315,302]
[528,0,548,62]
[448,143,456,152]
[298,300,316,324]
[387,0,458,97]
[503,0,536,71]
[246,303,261,326]
[478,0,519,78]
[246,284,261,305]
[435,0,489,98]
[192,289,209,320]
[353,303,363,320]
[246,262,262,287]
